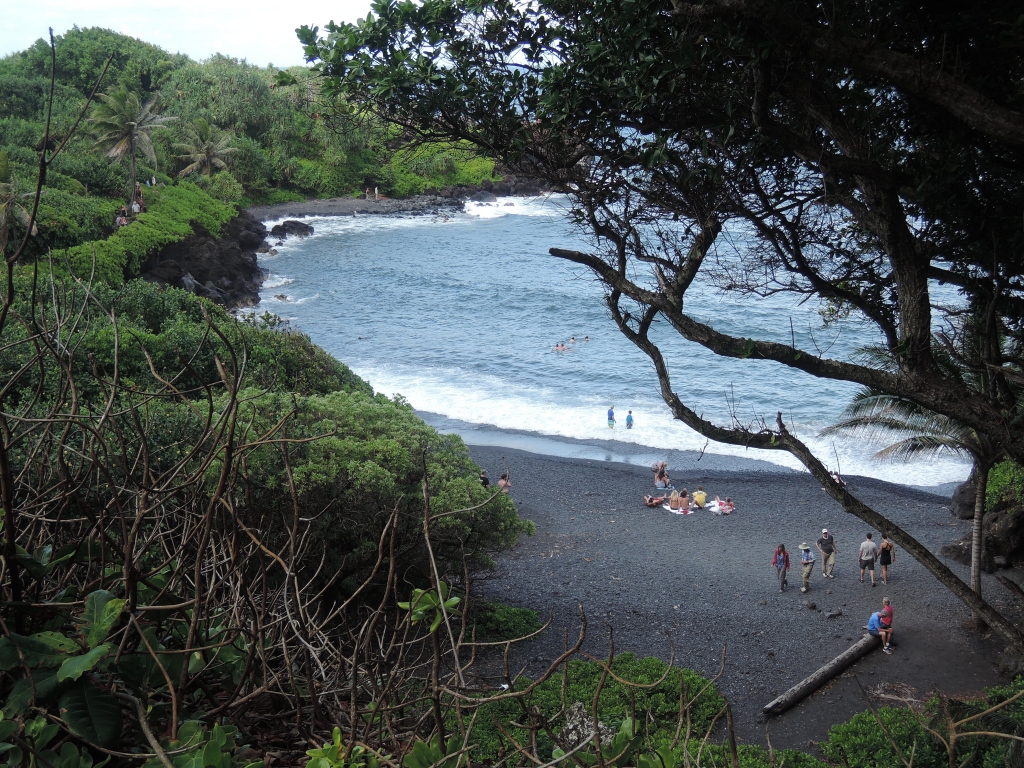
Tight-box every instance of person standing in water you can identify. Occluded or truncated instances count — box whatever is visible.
[626,410,634,429]
[607,406,615,428]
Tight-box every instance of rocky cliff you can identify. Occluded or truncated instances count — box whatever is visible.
[139,210,267,308]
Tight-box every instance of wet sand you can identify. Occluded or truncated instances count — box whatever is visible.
[468,444,1016,753]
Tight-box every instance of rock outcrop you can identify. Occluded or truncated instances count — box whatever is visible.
[140,210,267,308]
[269,219,314,238]
[426,174,552,200]
[951,474,977,520]
[942,492,1024,572]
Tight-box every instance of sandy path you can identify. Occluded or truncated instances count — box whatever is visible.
[468,445,1016,752]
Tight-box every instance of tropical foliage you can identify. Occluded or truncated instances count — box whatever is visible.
[174,117,235,177]
[0,26,498,259]
[88,85,176,197]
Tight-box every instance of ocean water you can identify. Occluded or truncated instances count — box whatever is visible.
[254,196,970,488]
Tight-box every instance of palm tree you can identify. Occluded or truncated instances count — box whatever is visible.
[174,118,236,178]
[89,87,176,202]
[0,152,37,257]
[822,361,1003,604]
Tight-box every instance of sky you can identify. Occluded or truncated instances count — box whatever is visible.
[1,0,374,68]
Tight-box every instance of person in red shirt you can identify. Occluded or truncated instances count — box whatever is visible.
[771,544,790,592]
[879,597,894,653]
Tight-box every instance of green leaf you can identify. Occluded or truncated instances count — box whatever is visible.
[3,668,63,717]
[81,591,126,649]
[0,634,71,671]
[201,739,222,768]
[58,682,123,748]
[57,644,114,682]
[0,718,16,741]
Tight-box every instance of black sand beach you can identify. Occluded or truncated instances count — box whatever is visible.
[247,194,463,222]
[467,444,1017,753]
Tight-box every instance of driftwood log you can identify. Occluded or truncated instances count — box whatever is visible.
[763,633,881,716]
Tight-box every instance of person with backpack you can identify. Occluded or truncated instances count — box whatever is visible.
[771,544,790,592]
[798,543,816,593]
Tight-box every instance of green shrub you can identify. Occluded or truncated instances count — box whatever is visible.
[258,188,306,205]
[987,460,1024,510]
[61,183,235,284]
[466,655,724,761]
[821,708,944,768]
[470,600,541,641]
[193,170,245,203]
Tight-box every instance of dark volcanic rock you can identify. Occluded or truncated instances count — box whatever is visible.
[269,219,314,238]
[951,474,977,519]
[942,494,1024,571]
[140,210,267,308]
[469,190,498,203]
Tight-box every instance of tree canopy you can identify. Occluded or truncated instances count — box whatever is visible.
[303,0,1024,645]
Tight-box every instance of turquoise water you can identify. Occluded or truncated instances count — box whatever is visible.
[254,196,969,486]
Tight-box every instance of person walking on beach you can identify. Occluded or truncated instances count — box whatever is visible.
[497,472,512,493]
[772,544,790,592]
[799,543,816,593]
[817,529,837,578]
[879,534,896,584]
[626,410,634,429]
[607,406,615,428]
[479,470,490,488]
[859,532,879,586]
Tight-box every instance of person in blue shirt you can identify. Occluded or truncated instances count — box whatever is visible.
[626,410,634,429]
[607,406,615,428]
[866,607,893,653]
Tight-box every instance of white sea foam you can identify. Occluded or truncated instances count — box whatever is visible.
[262,275,293,289]
[355,361,971,487]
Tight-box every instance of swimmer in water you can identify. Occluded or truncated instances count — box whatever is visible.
[570,336,576,343]
[584,336,590,341]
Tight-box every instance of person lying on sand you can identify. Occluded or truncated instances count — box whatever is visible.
[644,495,666,508]
[708,495,735,515]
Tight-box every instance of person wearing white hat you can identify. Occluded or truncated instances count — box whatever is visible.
[798,543,816,592]
[816,528,838,578]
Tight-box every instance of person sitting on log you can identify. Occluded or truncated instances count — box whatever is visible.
[865,602,894,654]
[878,597,894,654]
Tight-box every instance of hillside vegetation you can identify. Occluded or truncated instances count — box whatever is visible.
[0,26,496,260]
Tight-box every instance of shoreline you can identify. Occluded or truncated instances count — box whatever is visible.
[246,194,465,222]
[467,444,1013,753]
[417,410,964,497]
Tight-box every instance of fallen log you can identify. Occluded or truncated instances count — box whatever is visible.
[763,633,881,716]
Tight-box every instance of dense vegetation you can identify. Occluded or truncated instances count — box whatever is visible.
[3,19,1024,768]
[0,26,497,261]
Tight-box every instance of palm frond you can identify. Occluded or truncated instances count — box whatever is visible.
[875,436,973,462]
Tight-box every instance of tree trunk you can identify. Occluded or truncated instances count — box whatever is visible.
[128,134,137,206]
[971,461,990,622]
[763,634,881,716]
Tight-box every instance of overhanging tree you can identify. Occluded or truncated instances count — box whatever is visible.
[303,0,1024,649]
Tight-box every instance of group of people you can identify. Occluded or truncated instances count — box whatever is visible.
[772,530,898,593]
[553,336,591,352]
[606,406,633,429]
[479,470,511,494]
[644,463,734,514]
[114,181,152,229]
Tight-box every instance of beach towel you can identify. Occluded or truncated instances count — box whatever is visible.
[663,504,695,515]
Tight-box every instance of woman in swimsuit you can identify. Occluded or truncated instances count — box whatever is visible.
[879,534,896,584]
